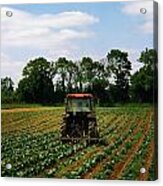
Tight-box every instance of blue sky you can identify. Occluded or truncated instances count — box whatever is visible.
[1,1,154,86]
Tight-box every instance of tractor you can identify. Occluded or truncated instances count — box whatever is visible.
[60,93,99,143]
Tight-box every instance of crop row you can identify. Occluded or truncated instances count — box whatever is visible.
[1,107,155,180]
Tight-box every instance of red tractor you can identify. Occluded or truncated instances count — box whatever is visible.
[60,93,99,143]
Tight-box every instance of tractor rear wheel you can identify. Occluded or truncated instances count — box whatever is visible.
[88,120,99,144]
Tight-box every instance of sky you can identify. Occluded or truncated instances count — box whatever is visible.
[1,0,154,87]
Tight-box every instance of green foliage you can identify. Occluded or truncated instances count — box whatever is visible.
[1,48,157,105]
[1,107,155,180]
[125,141,132,150]
[17,57,55,104]
[54,57,70,93]
[132,132,143,141]
[1,77,14,92]
[130,48,157,103]
[1,77,17,104]
[52,56,110,105]
[107,49,132,102]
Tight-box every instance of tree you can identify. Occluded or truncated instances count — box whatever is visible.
[53,57,79,92]
[90,61,109,104]
[74,62,83,92]
[79,57,94,91]
[17,57,55,104]
[1,77,14,93]
[66,60,78,92]
[1,77,15,103]
[54,57,69,93]
[130,48,157,103]
[107,49,132,102]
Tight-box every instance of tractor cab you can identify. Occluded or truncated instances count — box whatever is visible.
[61,93,99,143]
[66,93,95,113]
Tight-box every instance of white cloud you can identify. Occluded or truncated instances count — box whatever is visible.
[122,1,153,34]
[122,1,153,16]
[1,7,98,49]
[1,53,24,86]
[1,7,99,85]
[1,8,99,30]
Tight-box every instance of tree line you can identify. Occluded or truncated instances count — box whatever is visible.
[1,48,157,106]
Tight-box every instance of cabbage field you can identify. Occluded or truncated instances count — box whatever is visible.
[1,107,157,180]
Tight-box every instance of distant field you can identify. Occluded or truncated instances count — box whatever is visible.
[1,103,152,109]
[1,106,156,180]
[1,104,42,109]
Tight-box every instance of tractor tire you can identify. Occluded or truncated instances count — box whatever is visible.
[88,120,99,144]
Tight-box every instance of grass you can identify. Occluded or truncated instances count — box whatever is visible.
[1,103,43,109]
